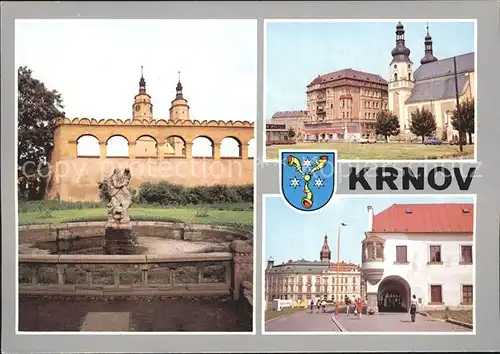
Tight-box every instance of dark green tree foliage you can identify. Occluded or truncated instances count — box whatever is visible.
[409,108,436,143]
[287,128,296,139]
[451,98,475,145]
[18,66,65,200]
[375,110,400,142]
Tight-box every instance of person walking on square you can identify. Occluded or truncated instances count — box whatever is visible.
[316,299,321,313]
[410,294,418,322]
[356,297,363,319]
[310,299,314,314]
[321,299,326,313]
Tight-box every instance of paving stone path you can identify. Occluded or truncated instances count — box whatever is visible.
[332,312,472,332]
[265,309,340,332]
[19,296,252,332]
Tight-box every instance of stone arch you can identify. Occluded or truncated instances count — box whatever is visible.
[76,134,100,157]
[135,135,158,158]
[164,135,186,157]
[248,138,256,158]
[220,136,241,158]
[377,275,411,313]
[106,135,129,157]
[192,136,214,158]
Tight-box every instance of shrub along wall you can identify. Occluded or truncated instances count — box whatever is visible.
[138,182,253,206]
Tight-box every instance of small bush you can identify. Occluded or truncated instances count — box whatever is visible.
[18,200,105,213]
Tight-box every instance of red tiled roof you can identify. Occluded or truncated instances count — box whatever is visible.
[372,203,474,233]
[308,68,388,87]
[272,110,308,119]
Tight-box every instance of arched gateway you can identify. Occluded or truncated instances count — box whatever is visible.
[377,275,411,312]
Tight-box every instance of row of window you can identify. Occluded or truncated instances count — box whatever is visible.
[395,245,473,265]
[268,275,357,285]
[271,293,359,301]
[309,89,386,100]
[429,284,473,305]
[268,285,357,293]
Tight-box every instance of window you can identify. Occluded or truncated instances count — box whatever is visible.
[430,285,443,303]
[460,245,473,264]
[429,245,442,263]
[394,73,398,81]
[395,245,408,263]
[462,285,473,305]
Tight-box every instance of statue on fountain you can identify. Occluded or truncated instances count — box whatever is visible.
[99,168,132,224]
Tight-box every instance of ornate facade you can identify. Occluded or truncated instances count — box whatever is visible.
[46,69,255,201]
[265,234,365,303]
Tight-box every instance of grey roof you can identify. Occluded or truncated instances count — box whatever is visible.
[406,73,469,104]
[413,52,474,81]
[406,52,474,104]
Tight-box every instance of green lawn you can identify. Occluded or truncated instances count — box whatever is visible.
[265,307,307,321]
[266,142,474,160]
[427,310,473,325]
[18,206,253,228]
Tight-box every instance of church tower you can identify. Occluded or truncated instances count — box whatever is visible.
[169,72,190,121]
[320,234,332,263]
[132,66,153,121]
[420,24,438,65]
[388,22,415,138]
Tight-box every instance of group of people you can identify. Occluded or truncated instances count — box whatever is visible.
[309,299,327,313]
[346,296,364,319]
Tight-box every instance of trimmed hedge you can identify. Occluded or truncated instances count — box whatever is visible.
[138,182,253,206]
[266,140,296,146]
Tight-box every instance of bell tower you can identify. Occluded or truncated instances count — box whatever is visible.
[388,22,414,137]
[132,66,153,121]
[320,233,332,263]
[169,71,190,121]
[420,23,438,65]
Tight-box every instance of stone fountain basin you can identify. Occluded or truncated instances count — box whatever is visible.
[18,221,252,256]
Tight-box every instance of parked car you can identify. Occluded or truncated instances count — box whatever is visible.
[424,138,442,145]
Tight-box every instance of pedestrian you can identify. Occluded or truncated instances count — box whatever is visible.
[310,299,314,314]
[321,299,326,313]
[316,299,321,313]
[409,294,418,322]
[356,297,362,319]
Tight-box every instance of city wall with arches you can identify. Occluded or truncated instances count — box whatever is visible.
[46,117,256,201]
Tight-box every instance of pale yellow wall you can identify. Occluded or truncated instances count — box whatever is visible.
[133,94,153,121]
[169,99,190,121]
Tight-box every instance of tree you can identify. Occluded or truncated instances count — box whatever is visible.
[375,110,400,142]
[409,108,436,143]
[287,128,296,140]
[18,66,65,200]
[441,128,448,142]
[451,98,474,145]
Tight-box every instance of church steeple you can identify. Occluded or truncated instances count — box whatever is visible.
[420,23,438,65]
[175,71,184,100]
[132,65,153,121]
[320,233,331,262]
[139,65,146,94]
[169,71,190,121]
[391,22,412,64]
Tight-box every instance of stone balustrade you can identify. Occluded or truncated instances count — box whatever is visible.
[19,239,253,302]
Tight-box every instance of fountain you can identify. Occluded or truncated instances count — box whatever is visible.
[98,168,136,255]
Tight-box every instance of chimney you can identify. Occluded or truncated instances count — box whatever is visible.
[267,257,275,270]
[367,205,374,232]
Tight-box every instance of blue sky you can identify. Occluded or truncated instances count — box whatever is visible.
[264,195,475,267]
[265,21,475,119]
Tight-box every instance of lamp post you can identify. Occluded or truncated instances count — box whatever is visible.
[336,222,348,313]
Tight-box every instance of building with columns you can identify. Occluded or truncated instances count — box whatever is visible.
[265,233,365,303]
[266,21,475,144]
[361,202,474,313]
